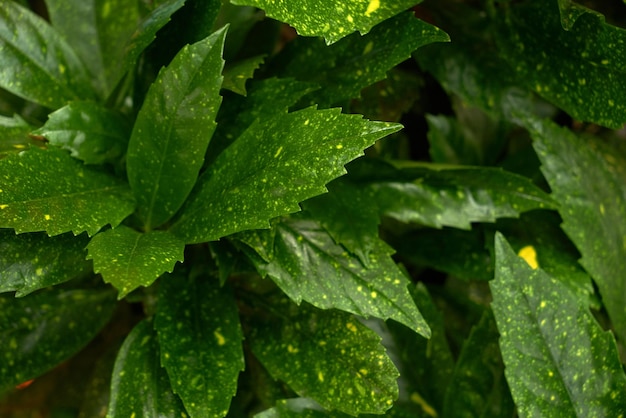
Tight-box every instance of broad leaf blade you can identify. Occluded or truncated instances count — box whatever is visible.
[496,0,626,128]
[34,101,131,165]
[249,295,399,415]
[0,114,40,158]
[272,12,448,106]
[222,55,266,96]
[155,273,244,417]
[45,0,140,97]
[490,233,626,416]
[127,28,226,229]
[528,118,626,343]
[0,2,93,108]
[0,148,135,236]
[0,288,116,392]
[86,226,185,298]
[237,216,430,336]
[107,320,186,418]
[230,0,422,44]
[171,107,401,244]
[0,230,91,296]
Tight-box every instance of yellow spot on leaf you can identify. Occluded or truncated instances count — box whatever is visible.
[335,144,343,149]
[287,344,299,353]
[346,322,358,333]
[600,204,605,215]
[0,204,7,209]
[548,370,554,377]
[35,268,43,276]
[318,371,324,382]
[363,41,374,55]
[130,413,136,418]
[518,245,538,269]
[347,15,354,23]
[44,214,51,221]
[214,330,226,346]
[365,0,380,16]
[371,291,377,299]
[274,146,283,158]
[410,392,437,417]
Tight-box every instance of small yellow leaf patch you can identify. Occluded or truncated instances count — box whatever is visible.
[518,245,539,269]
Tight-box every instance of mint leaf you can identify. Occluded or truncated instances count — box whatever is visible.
[171,107,401,244]
[0,288,116,392]
[496,0,626,128]
[86,226,185,297]
[45,0,140,97]
[127,28,226,229]
[490,233,626,416]
[528,118,626,343]
[0,148,135,236]
[0,230,91,296]
[237,216,430,336]
[108,320,186,418]
[273,12,448,106]
[249,295,399,415]
[34,101,130,165]
[155,273,244,417]
[0,2,93,108]
[231,0,423,44]
[222,55,265,96]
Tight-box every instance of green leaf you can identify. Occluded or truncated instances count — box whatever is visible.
[171,107,400,244]
[86,225,185,298]
[495,0,626,128]
[0,288,116,392]
[557,0,601,30]
[0,230,91,296]
[442,310,515,418]
[490,233,626,416]
[271,12,448,107]
[0,147,135,236]
[366,162,555,229]
[237,216,430,336]
[249,295,399,415]
[222,55,266,96]
[0,114,40,158]
[155,273,244,417]
[528,118,626,342]
[44,0,140,97]
[127,28,226,229]
[0,2,93,108]
[230,0,423,44]
[33,101,131,165]
[107,319,186,418]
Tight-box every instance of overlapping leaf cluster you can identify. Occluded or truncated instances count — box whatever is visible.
[1,0,626,416]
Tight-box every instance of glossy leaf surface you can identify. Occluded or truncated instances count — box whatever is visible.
[0,114,38,158]
[171,107,401,244]
[155,273,244,417]
[0,230,91,296]
[238,216,429,336]
[107,320,186,418]
[86,226,185,298]
[34,101,130,165]
[529,118,626,343]
[0,288,116,392]
[249,296,399,415]
[222,55,265,96]
[0,148,135,236]
[231,0,422,44]
[0,2,93,108]
[127,28,226,229]
[490,233,626,417]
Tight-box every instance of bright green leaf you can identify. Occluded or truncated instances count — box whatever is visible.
[0,2,93,108]
[496,0,626,128]
[442,310,515,418]
[0,114,40,158]
[171,107,401,244]
[249,295,399,415]
[0,147,135,236]
[231,0,422,44]
[155,273,244,417]
[222,55,265,96]
[45,0,140,97]
[86,226,185,298]
[490,233,626,417]
[127,28,226,229]
[33,101,131,165]
[0,230,91,296]
[237,216,430,336]
[107,319,186,418]
[0,288,116,392]
[528,117,626,344]
[272,12,448,107]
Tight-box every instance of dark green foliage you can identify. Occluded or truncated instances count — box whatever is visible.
[1,0,625,417]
